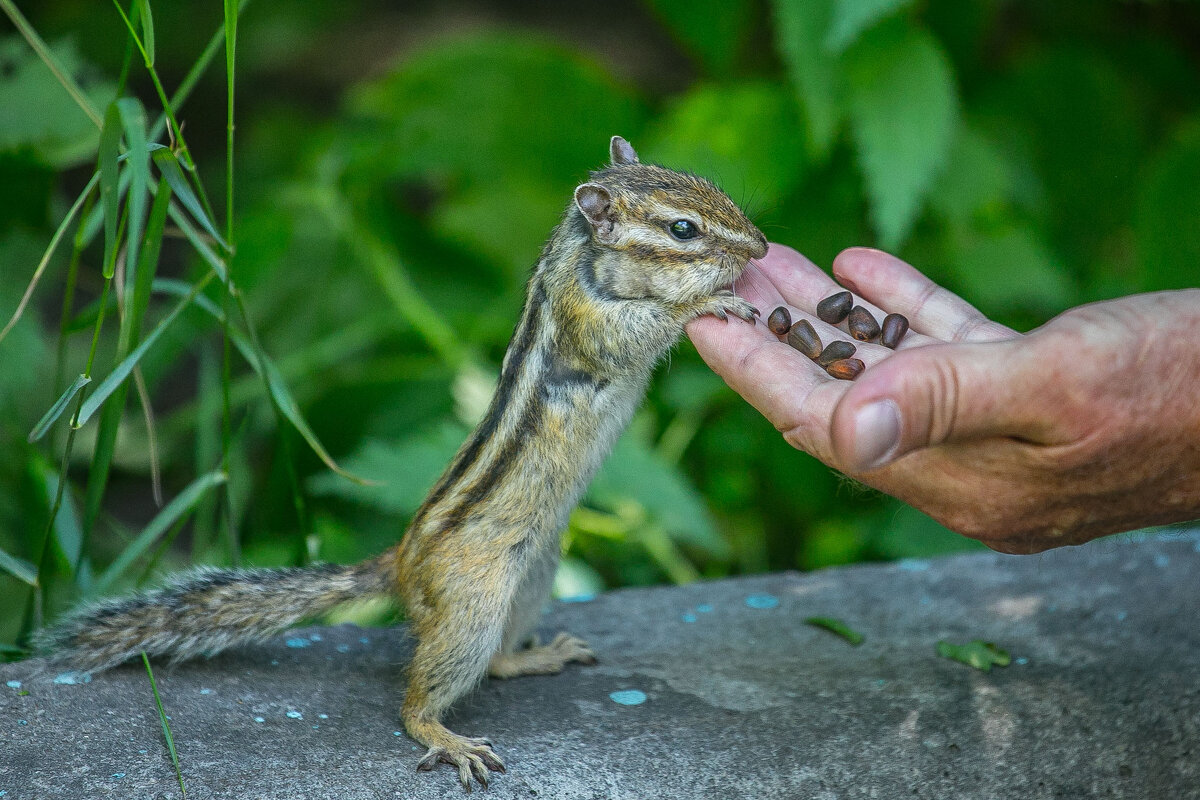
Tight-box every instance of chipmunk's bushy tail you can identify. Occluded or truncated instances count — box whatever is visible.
[38,560,393,673]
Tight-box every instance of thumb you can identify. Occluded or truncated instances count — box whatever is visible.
[831,339,1040,472]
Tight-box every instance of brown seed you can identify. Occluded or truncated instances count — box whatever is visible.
[786,319,822,359]
[767,306,792,336]
[880,313,909,349]
[816,291,853,325]
[826,358,865,381]
[817,340,857,367]
[847,306,880,342]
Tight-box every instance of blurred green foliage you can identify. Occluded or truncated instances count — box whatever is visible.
[1,0,1198,652]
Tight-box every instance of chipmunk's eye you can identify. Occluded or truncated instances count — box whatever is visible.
[669,219,699,241]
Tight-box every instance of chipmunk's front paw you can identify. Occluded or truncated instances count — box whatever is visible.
[416,735,505,792]
[698,290,758,323]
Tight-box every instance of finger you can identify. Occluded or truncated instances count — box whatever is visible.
[750,245,939,350]
[686,313,851,463]
[832,247,1019,343]
[829,337,1046,472]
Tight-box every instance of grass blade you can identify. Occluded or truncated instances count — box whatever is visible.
[28,375,91,443]
[0,173,100,345]
[0,0,103,128]
[804,616,865,646]
[99,103,122,278]
[224,0,238,244]
[131,177,173,336]
[31,457,83,574]
[117,98,150,290]
[93,471,227,595]
[0,547,37,586]
[77,272,215,428]
[153,149,228,248]
[136,0,155,66]
[167,203,228,282]
[141,653,188,798]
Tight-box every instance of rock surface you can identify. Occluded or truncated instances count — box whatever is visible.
[3,532,1198,799]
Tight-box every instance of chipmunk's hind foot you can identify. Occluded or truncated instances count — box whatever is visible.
[416,733,505,793]
[488,632,596,679]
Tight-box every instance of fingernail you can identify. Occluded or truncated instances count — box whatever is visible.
[852,399,901,471]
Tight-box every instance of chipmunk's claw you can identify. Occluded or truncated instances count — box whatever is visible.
[416,736,505,793]
[697,290,757,324]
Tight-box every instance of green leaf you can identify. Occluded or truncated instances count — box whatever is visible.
[141,653,188,798]
[1136,117,1200,292]
[643,83,806,211]
[152,148,228,248]
[0,545,37,585]
[77,274,213,427]
[131,175,172,344]
[772,0,842,159]
[344,34,647,189]
[588,431,728,556]
[167,202,228,283]
[99,102,122,277]
[643,0,754,74]
[805,616,864,645]
[31,457,83,572]
[307,424,468,514]
[28,374,90,442]
[936,639,1012,672]
[974,48,1146,267]
[825,0,914,53]
[135,0,155,66]
[927,123,1015,226]
[116,97,150,285]
[92,471,227,595]
[844,21,958,248]
[0,35,115,166]
[948,224,1076,316]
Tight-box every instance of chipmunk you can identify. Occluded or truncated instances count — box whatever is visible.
[40,136,768,791]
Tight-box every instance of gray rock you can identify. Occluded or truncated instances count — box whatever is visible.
[3,532,1198,799]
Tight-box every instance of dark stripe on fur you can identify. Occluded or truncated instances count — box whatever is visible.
[409,280,546,531]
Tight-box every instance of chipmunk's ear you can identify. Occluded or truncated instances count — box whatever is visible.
[610,136,639,166]
[575,183,616,238]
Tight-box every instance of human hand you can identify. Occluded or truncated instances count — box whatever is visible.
[687,245,1200,553]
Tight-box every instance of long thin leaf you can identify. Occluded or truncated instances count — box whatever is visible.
[77,272,215,427]
[136,0,155,66]
[131,177,173,336]
[117,97,150,289]
[32,458,83,573]
[0,173,100,345]
[129,176,174,506]
[29,375,91,443]
[112,0,152,69]
[93,471,227,595]
[153,149,228,248]
[0,547,37,586]
[141,653,188,798]
[167,203,228,282]
[99,103,122,278]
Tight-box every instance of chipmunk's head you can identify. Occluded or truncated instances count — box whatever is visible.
[572,136,768,305]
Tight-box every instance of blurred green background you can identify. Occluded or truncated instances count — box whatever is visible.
[2,0,1198,652]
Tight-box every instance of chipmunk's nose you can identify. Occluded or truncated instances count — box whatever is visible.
[749,230,768,260]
